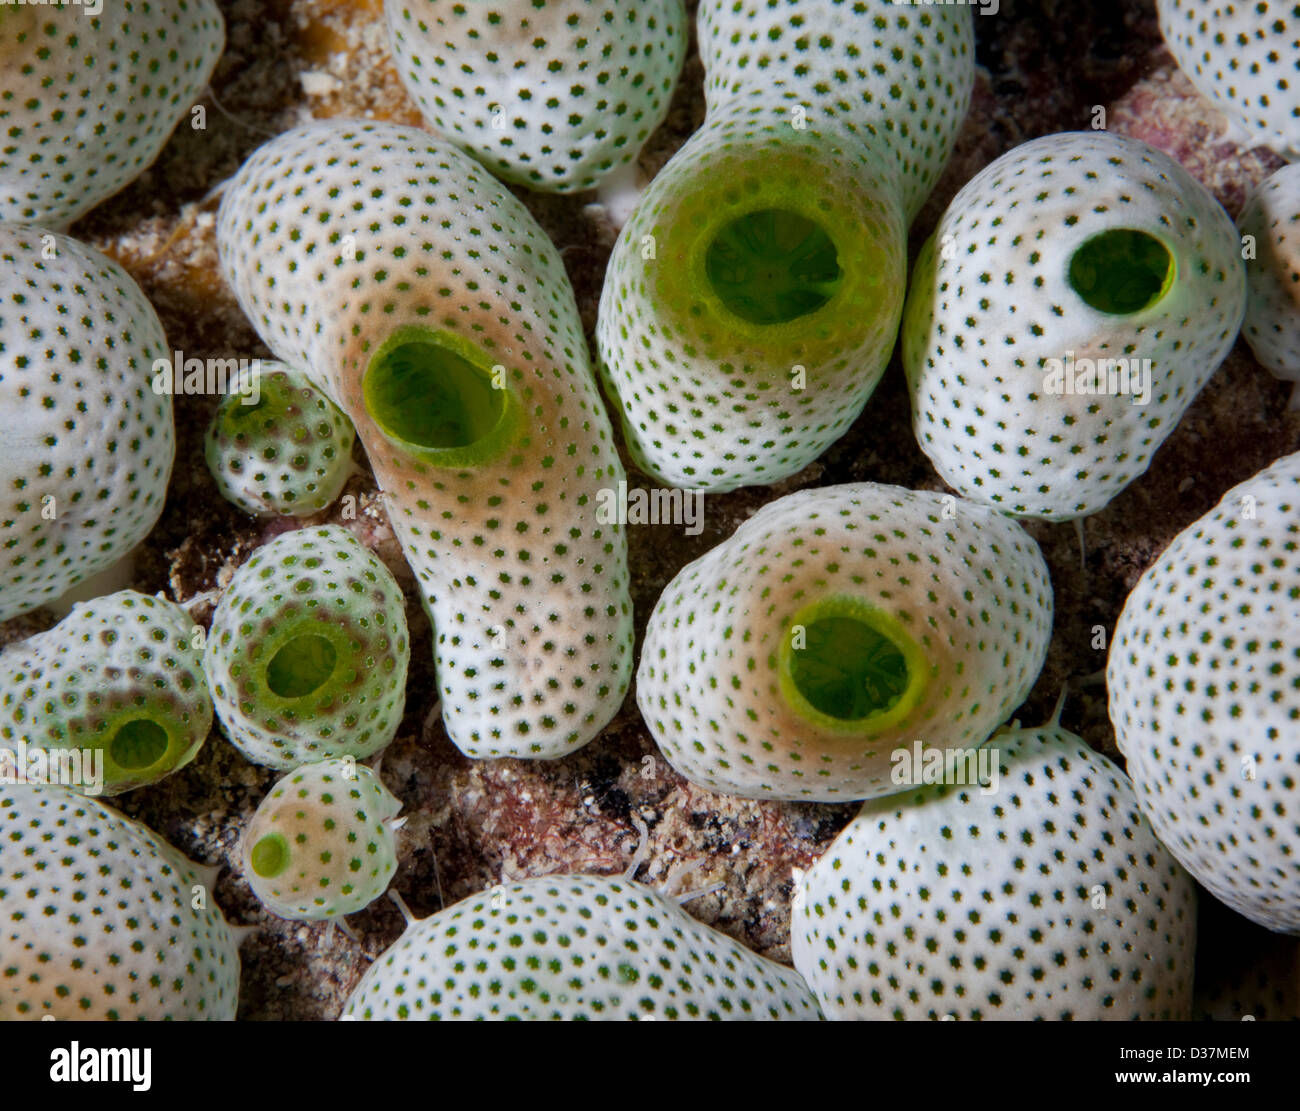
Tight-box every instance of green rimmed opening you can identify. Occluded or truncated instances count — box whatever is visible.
[363,326,521,466]
[214,370,287,433]
[1067,228,1175,315]
[250,833,290,879]
[704,208,843,324]
[368,344,501,448]
[789,617,910,719]
[266,633,338,699]
[109,719,169,770]
[779,596,930,733]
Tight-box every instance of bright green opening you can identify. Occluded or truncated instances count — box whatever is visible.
[1067,229,1175,314]
[705,208,842,324]
[223,387,274,428]
[266,634,338,699]
[779,596,931,734]
[250,833,290,878]
[365,340,505,449]
[788,616,912,720]
[109,719,168,769]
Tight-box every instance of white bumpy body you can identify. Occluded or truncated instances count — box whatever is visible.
[793,720,1197,1019]
[0,227,174,621]
[638,482,1053,801]
[903,131,1245,520]
[0,784,241,1020]
[1109,450,1300,934]
[343,873,822,1020]
[217,121,633,759]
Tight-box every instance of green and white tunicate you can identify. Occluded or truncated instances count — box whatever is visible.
[205,360,356,518]
[1109,450,1300,934]
[596,0,974,491]
[1238,164,1300,407]
[638,482,1053,801]
[793,708,1197,1019]
[385,0,687,193]
[0,783,241,1020]
[241,758,401,922]
[1,590,211,795]
[216,120,633,760]
[343,872,821,1020]
[1158,0,1300,160]
[206,525,409,770]
[0,226,174,621]
[903,130,1245,520]
[0,0,225,227]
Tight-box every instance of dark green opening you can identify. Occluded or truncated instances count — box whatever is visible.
[1067,229,1174,315]
[365,340,504,449]
[109,719,168,769]
[705,208,842,324]
[266,634,338,699]
[251,833,290,879]
[788,616,911,721]
[236,394,270,419]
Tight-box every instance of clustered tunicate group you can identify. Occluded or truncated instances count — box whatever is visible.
[0,0,1297,1023]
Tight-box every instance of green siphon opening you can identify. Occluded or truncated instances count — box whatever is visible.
[1067,228,1175,315]
[266,634,338,699]
[704,208,843,324]
[250,833,290,878]
[364,340,505,450]
[109,719,169,770]
[788,615,913,720]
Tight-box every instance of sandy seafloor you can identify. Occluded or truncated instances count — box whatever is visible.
[1,0,1297,1019]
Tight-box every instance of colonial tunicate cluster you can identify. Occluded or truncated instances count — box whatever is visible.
[0,0,1297,1026]
[596,1,976,491]
[216,120,634,760]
